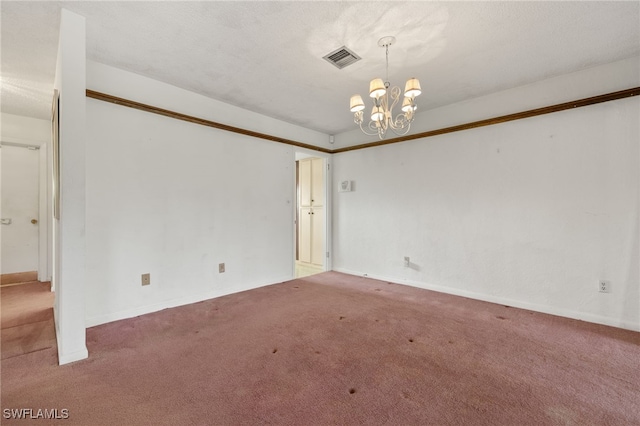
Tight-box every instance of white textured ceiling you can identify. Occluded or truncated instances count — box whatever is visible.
[2,1,639,135]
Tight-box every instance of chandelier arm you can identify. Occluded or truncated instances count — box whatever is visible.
[395,111,415,127]
[379,92,388,116]
[354,111,381,137]
[386,86,402,130]
[358,120,381,137]
[401,114,412,126]
[367,120,388,140]
[389,122,412,136]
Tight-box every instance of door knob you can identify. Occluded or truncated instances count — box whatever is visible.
[31,219,38,224]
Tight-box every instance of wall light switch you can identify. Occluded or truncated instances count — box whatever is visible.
[219,263,225,273]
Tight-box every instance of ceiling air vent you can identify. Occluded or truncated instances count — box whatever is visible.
[323,46,361,69]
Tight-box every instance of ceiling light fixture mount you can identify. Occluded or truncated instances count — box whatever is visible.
[349,36,421,140]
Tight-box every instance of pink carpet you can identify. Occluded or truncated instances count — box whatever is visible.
[1,272,638,425]
[1,281,56,360]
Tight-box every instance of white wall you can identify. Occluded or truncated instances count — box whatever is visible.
[1,113,50,147]
[53,9,88,365]
[87,62,331,151]
[85,62,327,326]
[84,57,638,332]
[335,56,640,149]
[332,92,639,331]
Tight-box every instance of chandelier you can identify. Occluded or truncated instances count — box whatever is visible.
[349,36,421,140]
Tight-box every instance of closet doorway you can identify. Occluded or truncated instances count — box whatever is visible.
[295,153,326,278]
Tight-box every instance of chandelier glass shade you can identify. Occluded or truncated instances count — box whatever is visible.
[349,36,421,140]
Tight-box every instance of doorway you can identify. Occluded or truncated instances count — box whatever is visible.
[1,144,41,278]
[295,153,328,278]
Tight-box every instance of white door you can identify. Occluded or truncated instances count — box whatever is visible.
[310,207,324,265]
[297,157,324,267]
[299,159,312,207]
[311,158,324,209]
[299,207,312,263]
[1,145,40,274]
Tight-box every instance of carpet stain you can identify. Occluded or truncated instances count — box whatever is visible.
[4,273,639,425]
[409,338,414,343]
[272,348,278,354]
[293,286,299,289]
[496,316,507,320]
[546,405,579,423]
[339,316,345,320]
[374,289,381,292]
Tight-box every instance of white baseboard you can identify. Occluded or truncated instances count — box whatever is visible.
[85,275,293,328]
[58,347,89,365]
[53,307,89,365]
[332,268,640,332]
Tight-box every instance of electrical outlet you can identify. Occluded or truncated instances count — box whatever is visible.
[599,280,610,293]
[404,256,410,267]
[219,263,225,273]
[141,273,151,286]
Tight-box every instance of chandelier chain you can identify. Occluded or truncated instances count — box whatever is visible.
[385,44,390,87]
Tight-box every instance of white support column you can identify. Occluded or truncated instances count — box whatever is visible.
[53,9,88,365]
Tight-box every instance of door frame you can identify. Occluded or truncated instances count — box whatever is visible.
[293,150,331,277]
